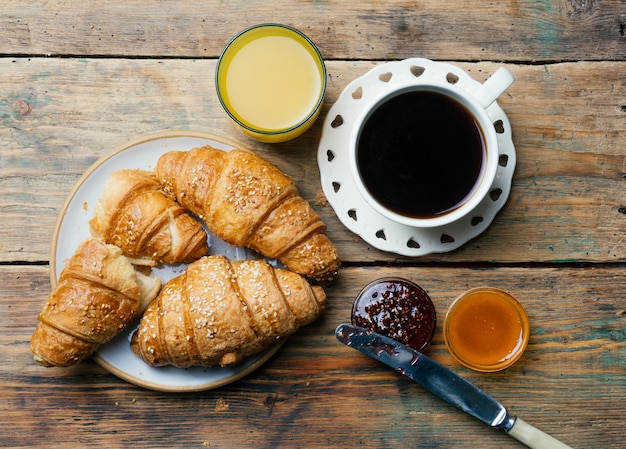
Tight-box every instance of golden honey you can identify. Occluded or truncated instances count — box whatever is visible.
[443,287,529,372]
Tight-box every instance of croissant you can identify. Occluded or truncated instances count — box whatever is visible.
[130,254,326,368]
[155,146,340,281]
[90,169,209,266]
[31,238,162,367]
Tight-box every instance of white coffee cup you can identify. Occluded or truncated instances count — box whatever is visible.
[349,61,515,228]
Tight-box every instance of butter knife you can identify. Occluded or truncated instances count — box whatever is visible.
[335,323,573,449]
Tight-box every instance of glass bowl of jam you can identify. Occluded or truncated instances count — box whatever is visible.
[351,277,437,352]
[443,287,530,372]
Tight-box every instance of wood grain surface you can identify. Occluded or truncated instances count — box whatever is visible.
[2,59,624,264]
[1,1,625,448]
[3,265,625,448]
[1,1,625,61]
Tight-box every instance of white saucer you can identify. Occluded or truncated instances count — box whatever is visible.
[317,58,516,256]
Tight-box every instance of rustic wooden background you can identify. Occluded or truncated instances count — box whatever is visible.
[1,1,625,448]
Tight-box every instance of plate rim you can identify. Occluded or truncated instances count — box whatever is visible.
[49,129,285,392]
[94,339,287,393]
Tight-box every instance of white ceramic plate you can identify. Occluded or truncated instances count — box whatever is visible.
[50,130,285,392]
[317,58,516,256]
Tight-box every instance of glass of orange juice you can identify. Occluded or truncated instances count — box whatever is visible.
[216,24,326,143]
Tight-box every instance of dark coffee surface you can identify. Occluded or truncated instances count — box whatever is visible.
[357,90,486,218]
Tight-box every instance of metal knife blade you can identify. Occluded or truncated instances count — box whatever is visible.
[335,323,574,449]
[335,323,513,429]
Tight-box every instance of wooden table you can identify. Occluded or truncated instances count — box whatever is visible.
[2,1,625,448]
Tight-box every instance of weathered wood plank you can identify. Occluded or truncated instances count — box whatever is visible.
[3,265,624,448]
[1,0,625,61]
[2,2,624,448]
[1,59,625,263]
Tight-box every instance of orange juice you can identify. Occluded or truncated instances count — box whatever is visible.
[443,287,529,372]
[216,24,326,143]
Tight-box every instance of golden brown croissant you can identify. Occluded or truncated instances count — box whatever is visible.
[155,146,339,281]
[130,254,326,368]
[31,238,162,367]
[90,169,209,266]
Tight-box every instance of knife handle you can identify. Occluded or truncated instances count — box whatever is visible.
[507,417,573,449]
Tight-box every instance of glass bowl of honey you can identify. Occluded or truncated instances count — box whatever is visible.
[216,24,326,143]
[443,287,530,372]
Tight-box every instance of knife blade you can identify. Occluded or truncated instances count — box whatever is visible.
[335,323,573,449]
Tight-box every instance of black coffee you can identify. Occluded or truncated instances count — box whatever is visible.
[357,90,486,219]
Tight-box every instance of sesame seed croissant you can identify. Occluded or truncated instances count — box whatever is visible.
[31,238,162,367]
[155,146,340,281]
[130,254,326,368]
[90,169,209,266]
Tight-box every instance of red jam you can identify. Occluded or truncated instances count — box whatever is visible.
[351,277,437,352]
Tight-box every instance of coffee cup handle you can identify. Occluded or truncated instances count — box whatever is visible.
[474,67,515,109]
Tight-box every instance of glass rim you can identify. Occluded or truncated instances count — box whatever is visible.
[215,23,327,136]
